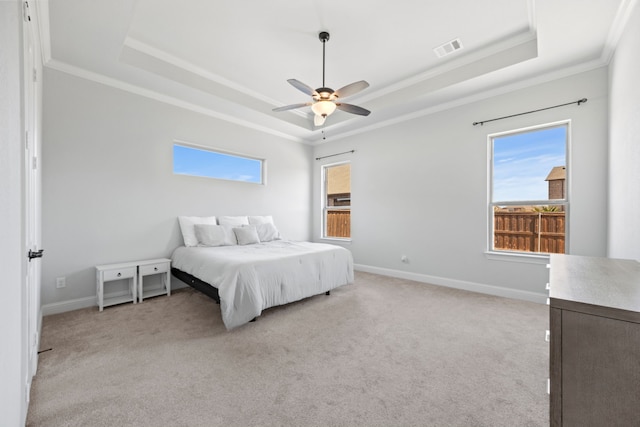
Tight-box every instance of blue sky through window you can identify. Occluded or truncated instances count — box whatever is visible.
[492,125,566,202]
[173,144,263,184]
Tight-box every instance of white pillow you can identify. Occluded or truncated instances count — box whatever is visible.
[219,225,238,245]
[178,216,217,247]
[218,216,249,227]
[233,226,260,245]
[195,224,237,246]
[248,215,274,225]
[254,223,281,242]
[194,224,226,247]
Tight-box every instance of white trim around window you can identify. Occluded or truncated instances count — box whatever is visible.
[486,120,571,259]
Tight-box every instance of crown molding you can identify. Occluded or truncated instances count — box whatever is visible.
[44,52,608,147]
[526,0,537,33]
[313,58,608,145]
[354,30,538,106]
[122,37,294,112]
[600,0,639,64]
[31,0,51,65]
[44,59,306,143]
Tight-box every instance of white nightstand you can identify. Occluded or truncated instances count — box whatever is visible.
[95,258,172,311]
[138,258,171,302]
[95,262,138,311]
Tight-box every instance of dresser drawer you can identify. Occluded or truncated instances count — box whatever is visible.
[139,262,169,276]
[103,267,137,281]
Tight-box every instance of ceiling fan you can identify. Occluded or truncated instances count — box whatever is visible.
[273,31,371,127]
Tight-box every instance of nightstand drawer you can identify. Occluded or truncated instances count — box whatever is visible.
[103,267,136,281]
[140,262,169,276]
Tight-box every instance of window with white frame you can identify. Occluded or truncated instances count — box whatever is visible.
[322,162,351,239]
[489,122,569,254]
[173,143,264,184]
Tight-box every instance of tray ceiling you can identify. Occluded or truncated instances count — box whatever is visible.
[43,0,633,143]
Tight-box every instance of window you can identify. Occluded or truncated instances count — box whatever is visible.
[323,162,351,239]
[489,122,569,254]
[173,143,264,184]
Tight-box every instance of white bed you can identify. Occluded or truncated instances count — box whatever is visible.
[171,240,354,329]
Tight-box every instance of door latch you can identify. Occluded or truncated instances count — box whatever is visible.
[28,249,44,261]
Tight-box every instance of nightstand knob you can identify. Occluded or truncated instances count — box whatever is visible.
[154,267,158,271]
[117,272,121,277]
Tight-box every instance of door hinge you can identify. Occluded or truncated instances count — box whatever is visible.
[32,156,37,169]
[33,68,37,82]
[23,1,31,22]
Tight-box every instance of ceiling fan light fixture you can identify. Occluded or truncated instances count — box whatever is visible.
[311,100,336,117]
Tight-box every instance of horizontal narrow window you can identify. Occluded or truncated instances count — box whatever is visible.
[173,143,264,184]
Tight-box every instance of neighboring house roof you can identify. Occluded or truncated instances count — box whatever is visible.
[545,166,566,181]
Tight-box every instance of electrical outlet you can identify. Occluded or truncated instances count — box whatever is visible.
[56,277,66,288]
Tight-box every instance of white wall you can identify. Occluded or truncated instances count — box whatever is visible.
[42,69,312,311]
[608,2,640,260]
[314,68,609,301]
[0,2,28,425]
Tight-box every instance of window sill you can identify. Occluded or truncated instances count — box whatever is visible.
[485,250,550,265]
[319,237,352,245]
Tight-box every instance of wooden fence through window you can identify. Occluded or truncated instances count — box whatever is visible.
[494,211,565,254]
[326,210,350,238]
[326,210,564,252]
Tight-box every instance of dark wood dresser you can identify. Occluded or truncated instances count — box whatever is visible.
[549,254,640,427]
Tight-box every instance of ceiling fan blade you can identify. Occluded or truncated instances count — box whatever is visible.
[287,79,317,96]
[334,80,369,98]
[314,114,326,127]
[272,102,312,112]
[336,103,371,116]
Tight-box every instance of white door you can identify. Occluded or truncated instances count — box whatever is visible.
[23,0,42,391]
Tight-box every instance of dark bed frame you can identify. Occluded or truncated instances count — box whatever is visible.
[171,267,331,307]
[171,267,221,304]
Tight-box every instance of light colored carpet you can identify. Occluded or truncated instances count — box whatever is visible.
[27,271,549,427]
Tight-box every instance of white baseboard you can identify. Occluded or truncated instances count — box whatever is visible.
[41,295,98,316]
[41,269,543,316]
[41,282,189,316]
[354,264,548,304]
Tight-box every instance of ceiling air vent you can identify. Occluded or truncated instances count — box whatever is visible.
[434,38,463,58]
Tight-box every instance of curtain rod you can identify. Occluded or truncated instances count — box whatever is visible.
[473,98,588,126]
[315,150,355,161]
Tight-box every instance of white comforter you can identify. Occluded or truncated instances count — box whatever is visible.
[171,240,354,329]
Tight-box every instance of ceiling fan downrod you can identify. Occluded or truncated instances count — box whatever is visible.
[318,31,329,93]
[319,31,330,88]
